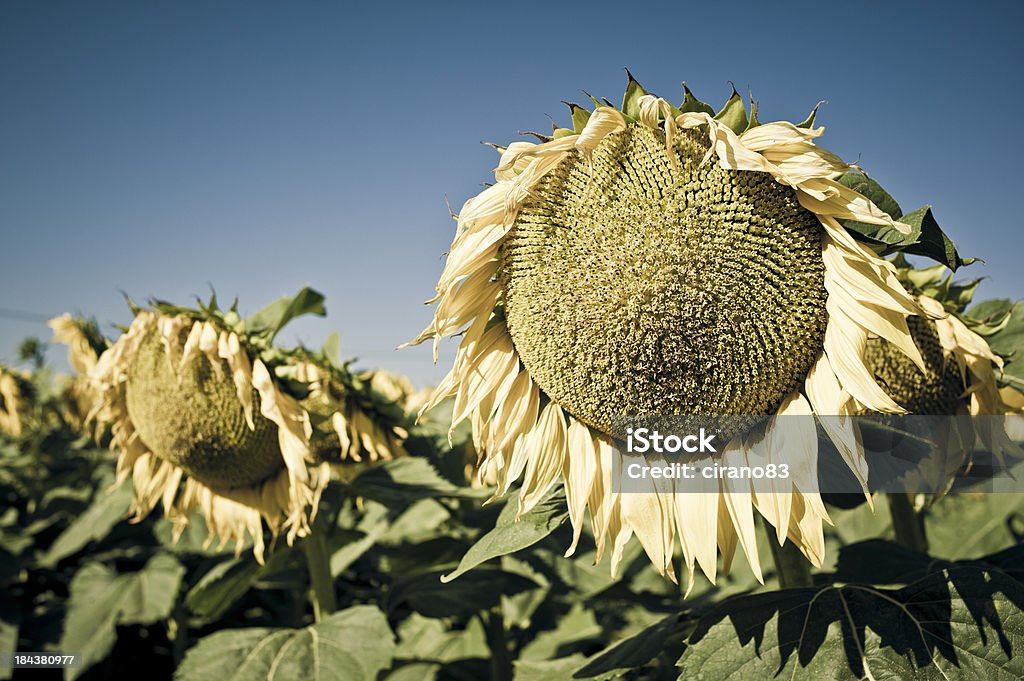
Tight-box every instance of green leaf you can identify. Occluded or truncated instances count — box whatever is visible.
[677,564,1024,680]
[678,83,714,116]
[175,605,395,681]
[442,490,568,582]
[38,482,131,567]
[797,100,824,128]
[243,287,326,343]
[713,86,748,134]
[513,655,591,681]
[0,592,18,681]
[837,171,903,220]
[390,567,540,619]
[926,493,1024,560]
[184,544,300,621]
[899,205,966,271]
[348,457,486,508]
[393,613,489,663]
[185,558,261,620]
[566,103,592,134]
[621,69,648,121]
[61,553,185,681]
[967,298,1015,326]
[576,613,690,678]
[519,603,602,661]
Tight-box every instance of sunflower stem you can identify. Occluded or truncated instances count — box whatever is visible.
[302,532,337,622]
[763,520,813,588]
[482,609,513,681]
[887,492,928,554]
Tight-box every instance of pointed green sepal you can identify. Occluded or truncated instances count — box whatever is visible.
[552,127,574,139]
[581,90,604,109]
[798,100,825,129]
[564,102,592,134]
[744,99,761,132]
[621,68,648,121]
[679,82,714,116]
[714,84,748,134]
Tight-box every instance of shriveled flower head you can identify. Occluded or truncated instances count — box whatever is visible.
[409,74,967,588]
[0,364,31,437]
[865,262,1024,467]
[90,288,409,561]
[48,314,109,432]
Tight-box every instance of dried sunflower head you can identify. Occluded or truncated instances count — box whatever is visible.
[409,74,967,587]
[0,364,31,437]
[91,288,408,561]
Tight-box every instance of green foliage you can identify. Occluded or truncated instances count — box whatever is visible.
[4,344,1024,680]
[678,555,1024,680]
[62,553,185,680]
[174,605,395,681]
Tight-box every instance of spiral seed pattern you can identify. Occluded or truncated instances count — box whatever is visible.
[502,124,828,440]
[865,316,965,415]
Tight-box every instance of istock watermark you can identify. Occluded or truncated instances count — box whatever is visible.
[625,427,717,454]
[610,414,1024,495]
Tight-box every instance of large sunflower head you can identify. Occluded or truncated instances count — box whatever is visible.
[91,288,409,561]
[410,74,968,586]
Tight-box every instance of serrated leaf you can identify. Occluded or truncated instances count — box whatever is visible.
[38,482,131,567]
[442,490,568,582]
[61,553,185,680]
[713,86,748,134]
[243,287,326,343]
[175,605,395,681]
[678,564,1024,680]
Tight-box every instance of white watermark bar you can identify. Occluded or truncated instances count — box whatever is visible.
[610,414,1024,494]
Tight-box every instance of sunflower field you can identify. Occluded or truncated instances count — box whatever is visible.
[2,66,1024,681]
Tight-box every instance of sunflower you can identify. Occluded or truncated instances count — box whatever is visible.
[409,74,967,587]
[90,288,408,561]
[49,314,109,432]
[0,364,30,437]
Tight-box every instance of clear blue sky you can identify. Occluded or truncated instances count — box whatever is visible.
[2,1,1022,385]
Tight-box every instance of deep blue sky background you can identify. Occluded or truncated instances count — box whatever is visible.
[2,1,1022,385]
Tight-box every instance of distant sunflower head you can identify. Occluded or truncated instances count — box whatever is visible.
[0,365,31,437]
[48,314,110,433]
[864,261,1024,471]
[91,289,409,561]
[410,73,967,587]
